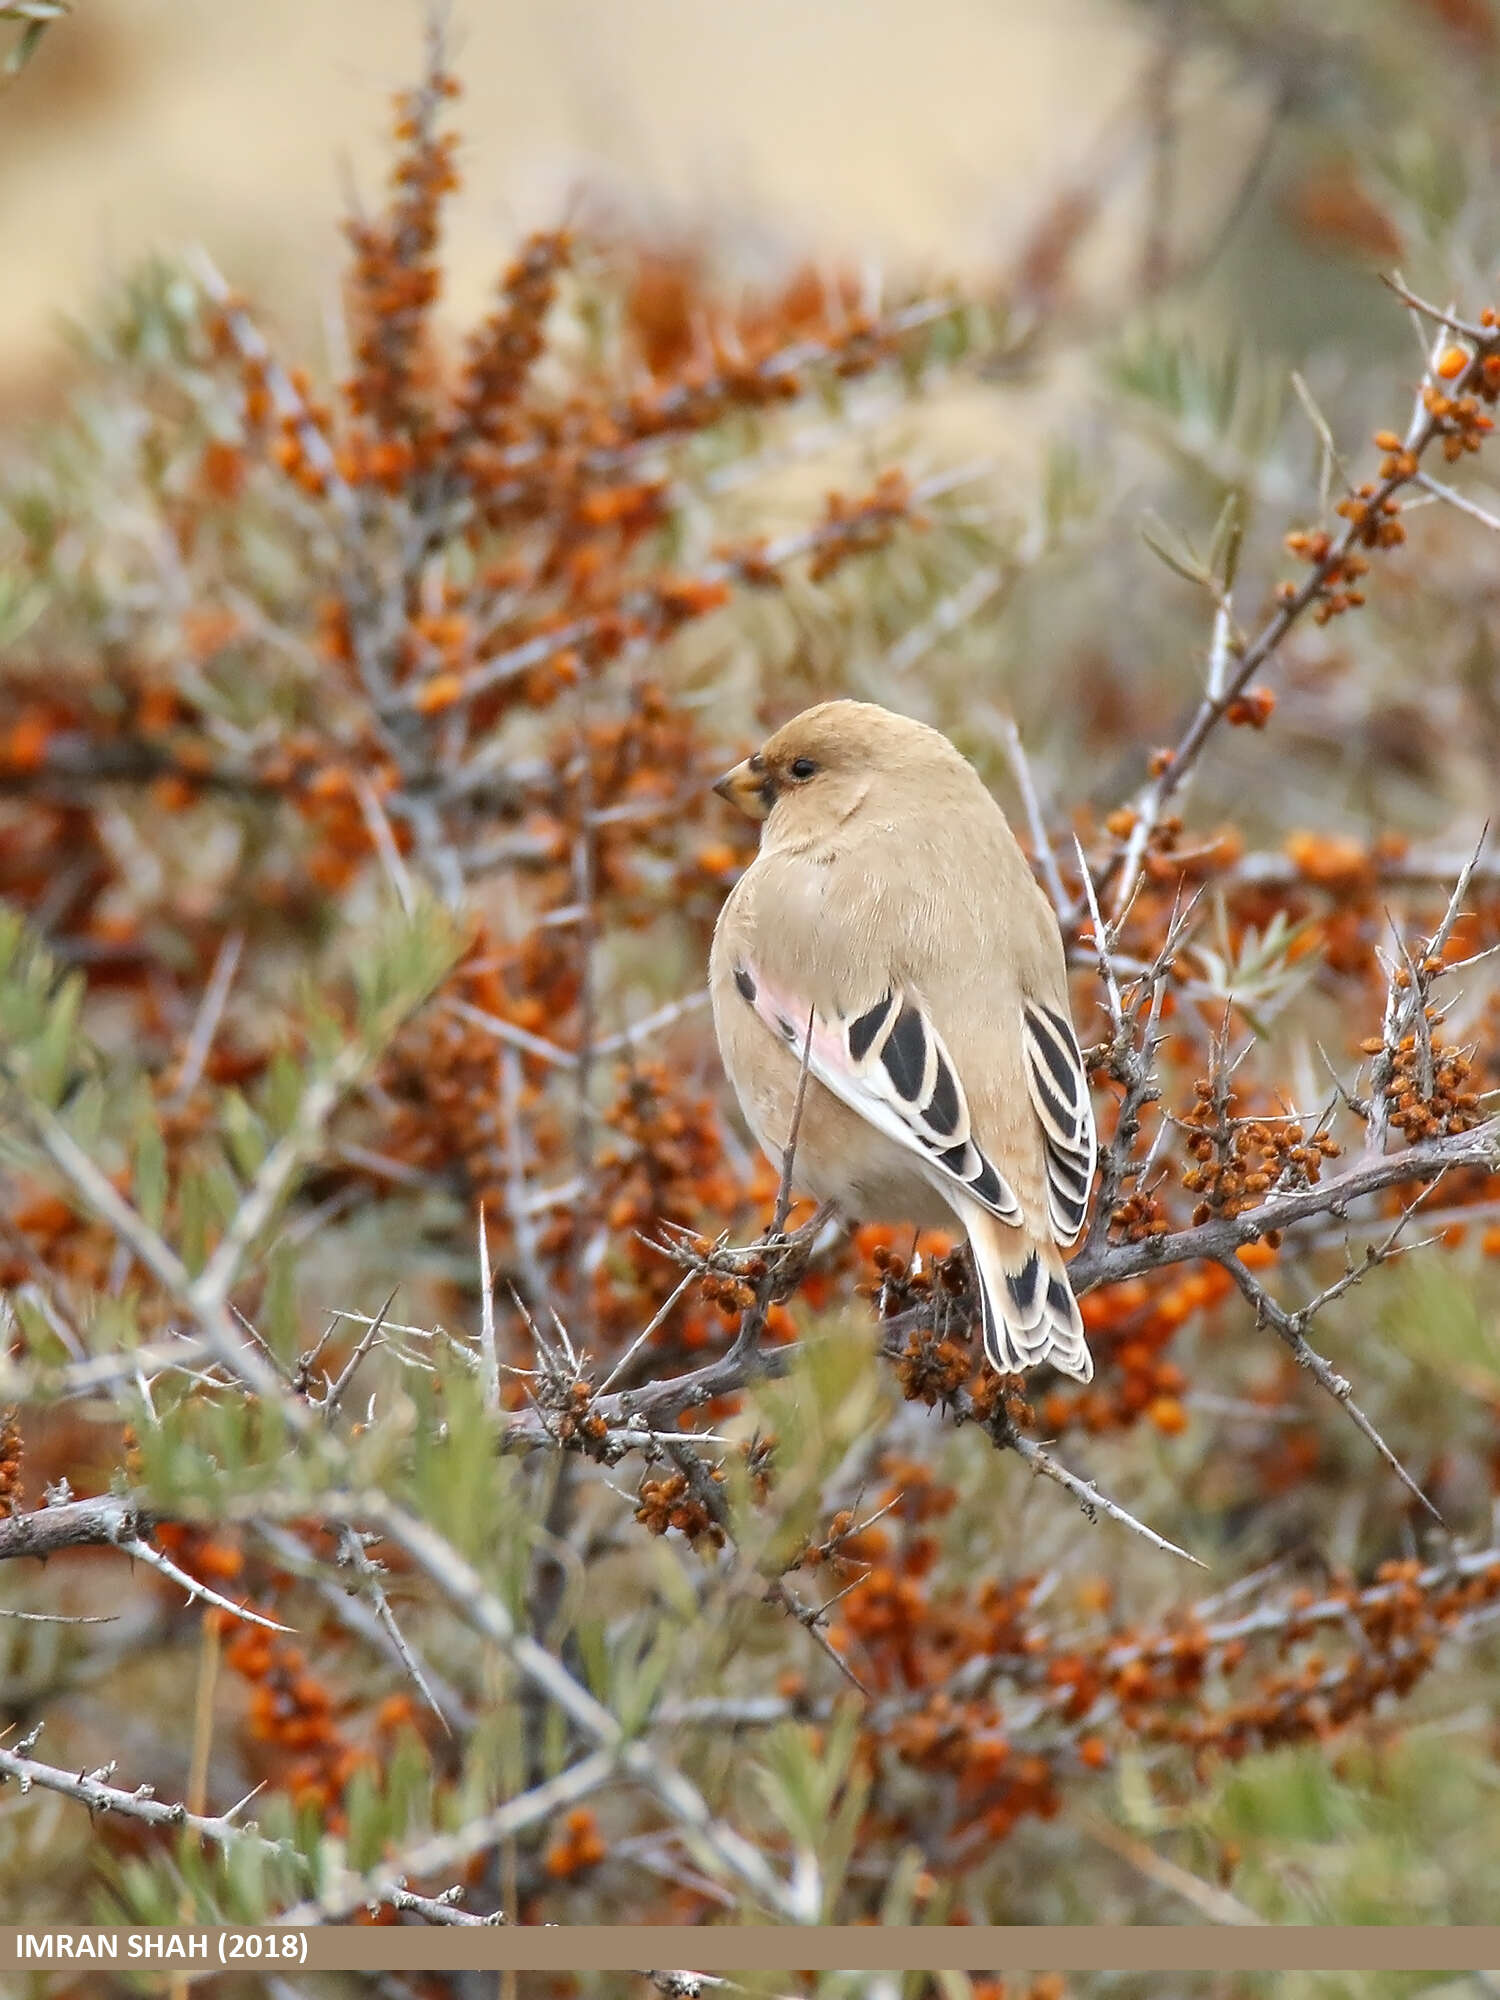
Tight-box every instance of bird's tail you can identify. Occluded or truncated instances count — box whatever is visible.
[965,1210,1093,1383]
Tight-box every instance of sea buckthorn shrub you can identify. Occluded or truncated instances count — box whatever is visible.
[2,2,1500,1962]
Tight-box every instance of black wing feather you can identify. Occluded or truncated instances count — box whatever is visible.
[1021,999,1097,1246]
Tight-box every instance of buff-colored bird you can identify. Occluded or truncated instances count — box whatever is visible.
[709,699,1097,1381]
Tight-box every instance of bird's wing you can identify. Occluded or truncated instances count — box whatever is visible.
[1019,1000,1096,1244]
[729,954,1022,1225]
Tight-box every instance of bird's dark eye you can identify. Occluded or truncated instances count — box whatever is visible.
[788,757,818,780]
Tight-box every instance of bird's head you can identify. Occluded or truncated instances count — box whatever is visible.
[712,699,959,838]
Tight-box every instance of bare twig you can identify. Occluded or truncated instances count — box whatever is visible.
[0,1726,297,1862]
[1221,1252,1442,1521]
[0,1493,143,1561]
[337,1526,455,1736]
[997,714,1069,915]
[254,1520,473,1734]
[993,1414,1205,1566]
[1108,294,1500,915]
[1412,469,1500,535]
[597,1269,697,1397]
[476,1205,500,1416]
[121,1534,293,1634]
[1082,1814,1266,1925]
[382,1884,504,1926]
[448,994,576,1071]
[0,1606,115,1624]
[323,1287,399,1414]
[165,929,243,1110]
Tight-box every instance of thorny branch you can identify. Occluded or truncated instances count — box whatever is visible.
[1109,283,1500,916]
[0,1726,291,1861]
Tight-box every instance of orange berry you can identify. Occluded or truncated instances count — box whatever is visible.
[149,775,197,814]
[413,672,466,714]
[4,716,49,773]
[1148,1396,1188,1437]
[1236,1239,1278,1269]
[695,842,739,877]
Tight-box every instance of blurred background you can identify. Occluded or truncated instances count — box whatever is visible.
[2,0,1272,391]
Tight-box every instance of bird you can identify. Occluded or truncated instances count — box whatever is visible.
[708,698,1097,1381]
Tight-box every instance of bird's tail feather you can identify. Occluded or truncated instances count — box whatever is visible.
[967,1212,1093,1383]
